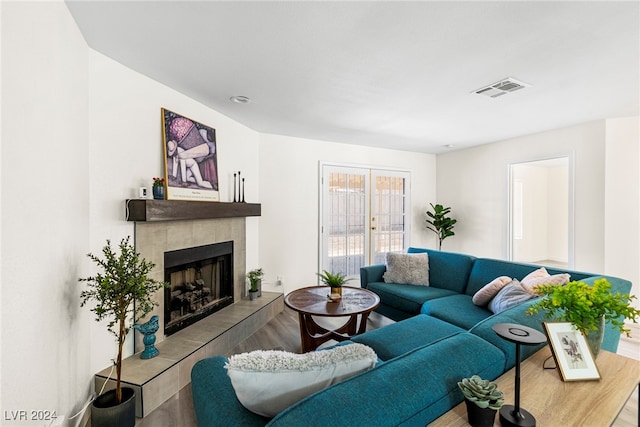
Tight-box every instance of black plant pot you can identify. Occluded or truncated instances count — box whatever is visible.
[91,387,136,427]
[464,398,497,427]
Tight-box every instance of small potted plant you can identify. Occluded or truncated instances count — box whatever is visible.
[458,375,504,427]
[425,203,457,250]
[316,270,351,300]
[247,268,264,300]
[526,278,640,356]
[80,237,168,427]
[152,177,165,200]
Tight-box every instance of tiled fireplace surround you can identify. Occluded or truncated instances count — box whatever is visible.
[135,217,249,341]
[94,215,284,417]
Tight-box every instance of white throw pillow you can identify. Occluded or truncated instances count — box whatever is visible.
[520,267,570,294]
[472,276,513,306]
[383,252,430,286]
[226,343,377,417]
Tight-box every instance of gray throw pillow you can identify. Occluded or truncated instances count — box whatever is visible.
[383,252,429,286]
[488,280,536,314]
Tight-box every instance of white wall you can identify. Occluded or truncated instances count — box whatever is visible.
[258,133,436,294]
[511,162,568,264]
[1,1,90,423]
[511,164,549,263]
[437,121,606,271]
[604,116,639,304]
[546,165,569,263]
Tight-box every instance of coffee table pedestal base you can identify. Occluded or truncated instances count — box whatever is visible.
[499,405,536,427]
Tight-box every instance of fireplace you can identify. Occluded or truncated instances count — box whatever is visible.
[164,241,234,336]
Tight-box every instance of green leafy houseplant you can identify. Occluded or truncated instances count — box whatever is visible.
[247,268,264,292]
[316,270,351,288]
[80,237,168,405]
[426,203,457,250]
[458,375,504,410]
[526,278,640,338]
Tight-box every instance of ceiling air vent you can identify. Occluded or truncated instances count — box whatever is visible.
[473,77,530,98]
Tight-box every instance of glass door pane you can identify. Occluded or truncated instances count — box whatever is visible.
[371,171,410,265]
[321,166,369,278]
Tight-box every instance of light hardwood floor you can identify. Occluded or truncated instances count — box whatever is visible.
[137,308,639,426]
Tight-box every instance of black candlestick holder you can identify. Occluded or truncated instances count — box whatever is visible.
[492,323,547,427]
[233,173,237,202]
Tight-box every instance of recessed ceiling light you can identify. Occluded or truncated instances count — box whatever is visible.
[443,144,454,148]
[230,95,251,104]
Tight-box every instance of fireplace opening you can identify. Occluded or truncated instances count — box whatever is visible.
[164,241,233,336]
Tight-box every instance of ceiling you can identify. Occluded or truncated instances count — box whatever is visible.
[65,1,639,154]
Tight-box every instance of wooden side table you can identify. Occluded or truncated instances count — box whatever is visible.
[429,347,640,426]
[284,286,380,353]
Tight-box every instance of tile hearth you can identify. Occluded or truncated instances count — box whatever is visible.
[95,292,284,417]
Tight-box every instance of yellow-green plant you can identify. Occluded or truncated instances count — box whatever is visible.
[526,278,640,337]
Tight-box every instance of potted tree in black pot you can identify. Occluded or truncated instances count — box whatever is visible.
[80,236,167,427]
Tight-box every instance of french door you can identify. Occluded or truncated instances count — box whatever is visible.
[320,165,410,279]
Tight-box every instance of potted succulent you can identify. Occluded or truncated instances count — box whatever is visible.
[527,278,640,356]
[80,237,168,427]
[247,268,264,300]
[425,203,457,250]
[458,375,504,427]
[316,270,351,300]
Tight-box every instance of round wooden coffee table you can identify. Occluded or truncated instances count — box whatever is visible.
[284,286,380,353]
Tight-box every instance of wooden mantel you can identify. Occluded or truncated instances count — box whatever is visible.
[125,199,261,222]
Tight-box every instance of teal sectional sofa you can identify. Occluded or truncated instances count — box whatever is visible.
[191,248,631,426]
[361,247,631,356]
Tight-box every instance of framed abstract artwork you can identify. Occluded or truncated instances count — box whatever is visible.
[161,108,219,201]
[543,322,601,381]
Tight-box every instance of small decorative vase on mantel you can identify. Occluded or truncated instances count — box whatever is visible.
[152,185,165,200]
[152,177,165,200]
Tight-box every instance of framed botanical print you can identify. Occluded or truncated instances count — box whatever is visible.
[161,108,219,201]
[544,322,601,381]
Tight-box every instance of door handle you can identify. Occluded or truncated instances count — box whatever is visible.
[371,226,377,230]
